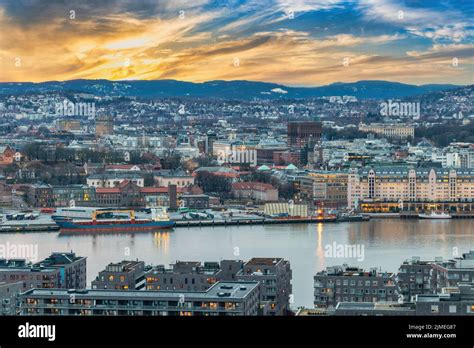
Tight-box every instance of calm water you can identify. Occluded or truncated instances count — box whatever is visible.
[1,219,473,308]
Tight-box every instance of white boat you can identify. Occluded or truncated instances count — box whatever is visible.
[419,211,451,219]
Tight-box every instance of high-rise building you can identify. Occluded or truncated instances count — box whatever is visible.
[287,120,322,148]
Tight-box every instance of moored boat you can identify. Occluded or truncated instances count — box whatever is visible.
[56,208,175,233]
[419,211,451,219]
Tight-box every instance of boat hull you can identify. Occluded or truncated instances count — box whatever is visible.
[419,214,451,219]
[56,219,175,233]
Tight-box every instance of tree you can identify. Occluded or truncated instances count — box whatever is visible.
[160,153,182,170]
[196,171,231,196]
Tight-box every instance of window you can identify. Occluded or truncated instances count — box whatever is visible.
[449,305,457,314]
[431,305,439,314]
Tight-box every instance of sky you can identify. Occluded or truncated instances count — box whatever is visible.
[0,0,473,85]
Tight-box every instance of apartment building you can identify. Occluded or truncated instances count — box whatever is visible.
[145,258,293,315]
[19,281,261,316]
[145,260,242,292]
[431,251,474,293]
[92,260,147,290]
[314,264,398,308]
[397,256,439,300]
[0,259,61,291]
[236,257,293,315]
[34,252,87,289]
[414,283,474,315]
[0,281,23,315]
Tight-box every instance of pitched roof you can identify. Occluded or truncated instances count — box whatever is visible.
[232,182,276,192]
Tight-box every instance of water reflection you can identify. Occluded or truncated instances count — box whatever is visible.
[0,219,472,307]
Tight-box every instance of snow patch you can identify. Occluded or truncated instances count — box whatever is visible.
[271,88,288,94]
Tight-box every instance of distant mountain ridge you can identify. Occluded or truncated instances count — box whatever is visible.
[0,79,463,100]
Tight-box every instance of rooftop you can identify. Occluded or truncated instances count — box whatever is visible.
[22,281,259,300]
[245,258,283,266]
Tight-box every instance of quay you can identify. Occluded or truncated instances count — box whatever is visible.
[174,217,337,228]
[1,212,473,233]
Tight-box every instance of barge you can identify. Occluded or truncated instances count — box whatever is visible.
[56,208,175,233]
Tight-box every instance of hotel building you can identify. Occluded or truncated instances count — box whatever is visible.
[347,166,474,211]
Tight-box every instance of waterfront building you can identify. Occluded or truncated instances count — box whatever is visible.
[314,264,398,308]
[347,165,474,211]
[145,258,293,315]
[27,184,54,208]
[19,281,261,316]
[181,194,210,209]
[92,260,147,290]
[95,180,143,207]
[358,123,414,139]
[52,185,96,207]
[34,252,87,289]
[302,171,348,208]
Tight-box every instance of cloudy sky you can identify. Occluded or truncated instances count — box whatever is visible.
[0,0,473,85]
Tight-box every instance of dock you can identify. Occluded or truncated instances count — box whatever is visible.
[0,224,60,233]
[174,217,337,228]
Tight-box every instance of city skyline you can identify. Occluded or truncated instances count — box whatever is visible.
[0,0,473,85]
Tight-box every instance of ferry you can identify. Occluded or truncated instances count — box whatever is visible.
[56,208,175,233]
[419,211,452,219]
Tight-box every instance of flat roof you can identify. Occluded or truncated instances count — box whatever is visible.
[246,258,283,266]
[22,281,259,300]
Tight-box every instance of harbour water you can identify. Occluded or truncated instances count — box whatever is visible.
[1,219,473,308]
